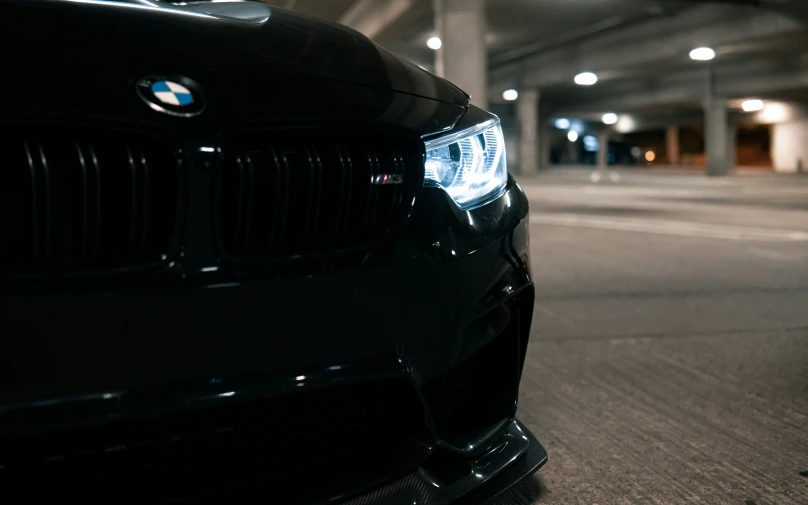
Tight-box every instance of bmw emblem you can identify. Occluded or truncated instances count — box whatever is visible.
[136,75,205,117]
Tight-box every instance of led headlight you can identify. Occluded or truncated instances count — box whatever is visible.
[424,119,507,209]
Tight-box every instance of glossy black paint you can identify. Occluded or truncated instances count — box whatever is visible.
[0,1,542,504]
[0,0,466,133]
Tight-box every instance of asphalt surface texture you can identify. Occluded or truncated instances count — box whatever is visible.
[491,169,808,505]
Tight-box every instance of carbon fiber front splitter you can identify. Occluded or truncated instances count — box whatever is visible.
[343,420,547,505]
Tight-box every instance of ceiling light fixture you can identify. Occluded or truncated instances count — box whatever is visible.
[574,72,598,85]
[502,89,518,101]
[555,118,571,129]
[427,36,442,50]
[602,113,618,125]
[689,47,715,61]
[742,99,764,112]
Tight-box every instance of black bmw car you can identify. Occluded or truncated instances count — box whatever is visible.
[0,1,546,503]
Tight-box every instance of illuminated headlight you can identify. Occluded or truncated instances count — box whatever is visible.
[424,119,507,209]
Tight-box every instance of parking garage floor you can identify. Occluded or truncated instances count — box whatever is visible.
[494,169,808,505]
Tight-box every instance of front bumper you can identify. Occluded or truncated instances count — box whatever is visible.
[1,178,542,504]
[342,420,548,505]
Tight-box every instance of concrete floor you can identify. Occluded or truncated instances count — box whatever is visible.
[493,169,808,505]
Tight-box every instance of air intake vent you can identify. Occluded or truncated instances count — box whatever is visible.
[0,129,178,273]
[217,129,423,260]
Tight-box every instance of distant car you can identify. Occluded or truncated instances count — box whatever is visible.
[0,1,546,504]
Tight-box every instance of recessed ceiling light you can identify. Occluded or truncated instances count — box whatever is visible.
[742,99,764,112]
[574,72,598,85]
[502,89,519,101]
[427,36,442,50]
[602,113,618,125]
[555,118,571,129]
[689,47,715,61]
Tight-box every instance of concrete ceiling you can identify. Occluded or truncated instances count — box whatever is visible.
[264,0,808,119]
[264,0,676,67]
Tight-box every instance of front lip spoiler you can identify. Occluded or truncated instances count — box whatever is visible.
[342,419,548,505]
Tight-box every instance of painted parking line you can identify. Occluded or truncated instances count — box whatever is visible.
[529,213,808,242]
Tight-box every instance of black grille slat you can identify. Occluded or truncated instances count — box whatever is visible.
[0,129,177,273]
[245,151,257,248]
[75,141,90,258]
[35,139,51,261]
[278,144,291,244]
[310,143,324,239]
[334,142,350,240]
[125,145,138,255]
[22,140,39,259]
[88,140,102,260]
[138,144,150,255]
[267,143,282,246]
[219,130,422,260]
[302,143,316,241]
[362,145,374,233]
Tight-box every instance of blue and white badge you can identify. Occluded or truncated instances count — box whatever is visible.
[136,75,205,117]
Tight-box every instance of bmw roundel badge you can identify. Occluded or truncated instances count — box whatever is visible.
[136,75,205,117]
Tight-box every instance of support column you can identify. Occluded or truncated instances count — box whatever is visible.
[726,118,737,172]
[705,100,729,175]
[517,89,539,174]
[434,0,487,109]
[666,125,680,165]
[597,131,609,170]
[538,119,550,170]
[704,67,730,176]
[534,101,550,171]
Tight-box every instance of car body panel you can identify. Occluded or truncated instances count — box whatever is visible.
[0,0,467,135]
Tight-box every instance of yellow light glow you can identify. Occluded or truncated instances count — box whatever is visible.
[645,151,656,162]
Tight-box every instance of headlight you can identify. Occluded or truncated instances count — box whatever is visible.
[424,119,507,209]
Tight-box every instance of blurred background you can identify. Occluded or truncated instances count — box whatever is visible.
[268,2,808,504]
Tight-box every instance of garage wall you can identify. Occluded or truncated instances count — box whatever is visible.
[772,121,808,174]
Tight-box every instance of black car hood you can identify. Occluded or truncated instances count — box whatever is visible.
[187,1,471,107]
[20,0,469,108]
[0,0,468,135]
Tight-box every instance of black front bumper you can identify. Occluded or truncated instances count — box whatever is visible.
[1,178,542,504]
[341,420,548,505]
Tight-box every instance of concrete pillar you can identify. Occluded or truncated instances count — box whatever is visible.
[666,125,680,165]
[705,99,729,175]
[704,68,729,176]
[726,118,737,172]
[434,0,487,109]
[597,131,609,170]
[538,119,550,170]
[517,89,539,174]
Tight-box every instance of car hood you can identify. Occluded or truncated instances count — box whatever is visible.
[25,0,469,109]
